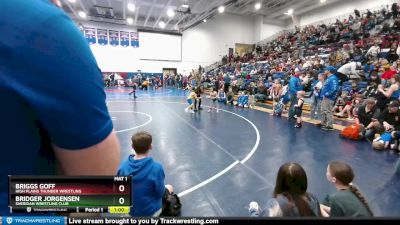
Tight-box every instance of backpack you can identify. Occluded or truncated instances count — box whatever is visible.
[339,124,362,140]
[160,193,182,216]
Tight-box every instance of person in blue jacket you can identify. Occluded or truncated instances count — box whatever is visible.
[319,66,340,130]
[288,71,304,120]
[0,0,121,215]
[118,131,174,217]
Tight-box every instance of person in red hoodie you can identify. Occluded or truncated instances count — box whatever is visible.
[381,64,397,86]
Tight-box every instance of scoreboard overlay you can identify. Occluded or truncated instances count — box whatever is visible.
[8,176,131,213]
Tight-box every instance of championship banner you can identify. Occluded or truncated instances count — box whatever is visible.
[120,31,130,47]
[84,27,96,45]
[109,30,119,47]
[130,32,139,48]
[97,29,108,46]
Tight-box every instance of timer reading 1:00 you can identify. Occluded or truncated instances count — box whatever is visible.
[108,206,130,214]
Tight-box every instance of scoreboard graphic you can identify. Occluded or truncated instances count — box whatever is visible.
[8,176,131,213]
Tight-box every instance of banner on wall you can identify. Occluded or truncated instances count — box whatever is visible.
[130,32,139,48]
[97,29,108,46]
[84,27,96,45]
[120,31,130,47]
[109,30,119,46]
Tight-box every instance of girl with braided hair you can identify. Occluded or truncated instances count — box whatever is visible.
[321,161,374,217]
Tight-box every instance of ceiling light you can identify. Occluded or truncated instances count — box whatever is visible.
[182,4,189,8]
[284,9,293,15]
[126,17,133,24]
[78,11,87,18]
[127,3,135,12]
[68,0,76,3]
[203,19,207,22]
[320,0,327,3]
[167,9,175,17]
[255,3,261,10]
[159,21,166,29]
[218,6,225,13]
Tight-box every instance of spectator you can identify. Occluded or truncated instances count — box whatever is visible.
[321,161,374,217]
[318,66,339,130]
[0,0,122,215]
[392,3,399,19]
[376,74,400,111]
[117,132,174,217]
[270,79,283,115]
[355,98,380,140]
[254,83,269,103]
[380,64,396,85]
[387,44,399,63]
[288,72,303,120]
[366,43,381,58]
[194,87,203,111]
[226,88,235,105]
[378,100,400,133]
[333,91,347,114]
[249,162,321,217]
[217,88,227,103]
[366,100,400,141]
[367,71,381,86]
[337,62,363,82]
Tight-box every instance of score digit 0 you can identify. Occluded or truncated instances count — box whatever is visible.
[118,185,125,192]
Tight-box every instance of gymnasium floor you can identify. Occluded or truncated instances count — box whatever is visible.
[106,87,400,217]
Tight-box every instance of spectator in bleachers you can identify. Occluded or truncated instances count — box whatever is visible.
[380,64,397,85]
[333,91,347,114]
[337,61,363,82]
[363,81,379,98]
[249,162,321,217]
[223,74,231,93]
[367,70,381,85]
[117,131,174,217]
[321,161,373,217]
[355,97,380,140]
[376,74,400,110]
[392,3,399,19]
[254,83,269,103]
[386,43,399,63]
[318,66,339,130]
[226,88,234,105]
[379,100,400,131]
[366,43,381,58]
[365,100,400,141]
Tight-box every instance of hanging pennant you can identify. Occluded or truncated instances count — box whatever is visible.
[120,31,130,47]
[109,30,120,46]
[84,27,96,45]
[130,32,139,48]
[97,29,108,46]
